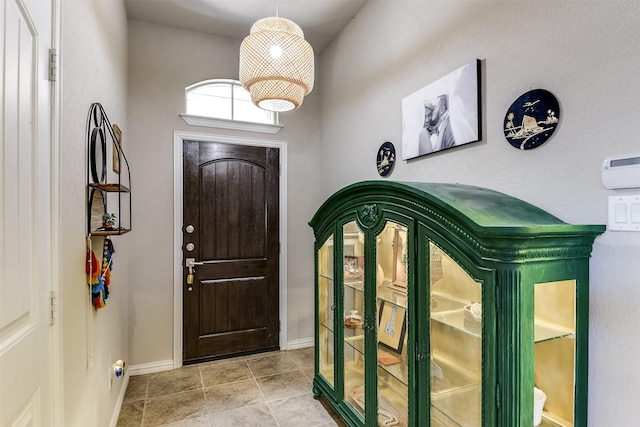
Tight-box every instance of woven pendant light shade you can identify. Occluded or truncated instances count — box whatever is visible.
[239,17,314,112]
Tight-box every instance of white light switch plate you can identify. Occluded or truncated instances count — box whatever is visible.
[608,195,640,231]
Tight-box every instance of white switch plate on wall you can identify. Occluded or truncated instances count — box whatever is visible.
[608,195,640,231]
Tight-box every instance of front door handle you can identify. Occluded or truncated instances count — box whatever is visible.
[185,258,204,269]
[185,258,205,283]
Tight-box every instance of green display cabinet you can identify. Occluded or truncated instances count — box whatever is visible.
[309,181,604,427]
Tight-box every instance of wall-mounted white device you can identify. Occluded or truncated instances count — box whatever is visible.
[601,153,640,189]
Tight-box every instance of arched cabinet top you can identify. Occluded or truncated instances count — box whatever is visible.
[309,181,604,262]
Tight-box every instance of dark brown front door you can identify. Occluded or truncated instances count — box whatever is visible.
[182,140,280,363]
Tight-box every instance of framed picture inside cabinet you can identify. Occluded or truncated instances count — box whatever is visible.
[401,59,481,160]
[112,124,122,173]
[378,301,407,353]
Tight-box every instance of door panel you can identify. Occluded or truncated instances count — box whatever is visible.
[201,159,266,259]
[0,0,54,424]
[183,141,280,363]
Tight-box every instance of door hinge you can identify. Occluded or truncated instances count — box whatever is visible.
[495,284,500,313]
[50,291,58,325]
[496,383,500,409]
[48,48,58,82]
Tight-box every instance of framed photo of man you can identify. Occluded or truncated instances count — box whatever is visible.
[401,59,481,160]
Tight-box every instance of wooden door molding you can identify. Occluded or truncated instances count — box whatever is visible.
[172,131,288,367]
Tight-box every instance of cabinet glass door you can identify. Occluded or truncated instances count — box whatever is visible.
[317,235,335,386]
[429,242,482,426]
[534,280,576,427]
[343,221,366,419]
[376,221,409,426]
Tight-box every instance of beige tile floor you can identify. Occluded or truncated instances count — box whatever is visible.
[117,347,348,427]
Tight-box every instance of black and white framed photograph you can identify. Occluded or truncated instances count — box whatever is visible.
[401,59,481,160]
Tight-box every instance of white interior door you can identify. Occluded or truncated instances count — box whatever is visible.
[0,0,55,425]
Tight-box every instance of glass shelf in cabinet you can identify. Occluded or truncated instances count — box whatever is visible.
[320,320,334,334]
[431,292,468,314]
[430,355,481,397]
[535,321,575,343]
[377,351,408,387]
[431,384,481,427]
[344,280,364,291]
[538,411,572,427]
[377,286,408,309]
[344,334,365,356]
[431,310,482,339]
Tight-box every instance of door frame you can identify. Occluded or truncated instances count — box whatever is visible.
[172,130,288,367]
[51,1,64,424]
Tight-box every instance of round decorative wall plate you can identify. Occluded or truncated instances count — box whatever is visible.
[504,89,560,150]
[376,141,396,177]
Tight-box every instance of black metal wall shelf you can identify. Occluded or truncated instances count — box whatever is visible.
[86,103,132,237]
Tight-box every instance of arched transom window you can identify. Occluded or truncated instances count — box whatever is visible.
[185,79,278,126]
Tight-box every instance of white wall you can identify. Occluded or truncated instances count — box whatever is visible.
[60,0,130,425]
[318,1,640,425]
[126,21,322,364]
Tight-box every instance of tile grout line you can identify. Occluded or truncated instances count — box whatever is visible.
[249,360,284,427]
[251,374,283,427]
[140,375,149,427]
[198,364,207,422]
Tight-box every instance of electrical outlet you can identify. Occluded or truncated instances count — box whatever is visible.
[109,360,125,389]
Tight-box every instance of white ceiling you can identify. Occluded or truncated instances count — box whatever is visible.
[124,0,368,54]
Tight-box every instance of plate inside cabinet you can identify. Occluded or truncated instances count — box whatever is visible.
[504,89,560,150]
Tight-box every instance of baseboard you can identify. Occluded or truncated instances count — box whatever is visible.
[125,341,311,377]
[128,359,175,376]
[287,337,313,350]
[108,370,130,427]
